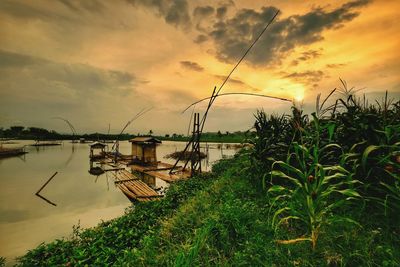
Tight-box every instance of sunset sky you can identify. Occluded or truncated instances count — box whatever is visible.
[0,0,399,135]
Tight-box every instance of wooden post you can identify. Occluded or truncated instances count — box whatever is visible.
[36,172,58,195]
[35,172,58,206]
[190,113,201,176]
[169,113,202,176]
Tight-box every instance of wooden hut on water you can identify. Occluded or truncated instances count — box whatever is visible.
[89,142,106,160]
[129,137,161,165]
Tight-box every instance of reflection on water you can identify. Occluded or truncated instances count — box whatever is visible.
[0,140,238,265]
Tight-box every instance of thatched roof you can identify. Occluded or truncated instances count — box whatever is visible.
[129,137,161,144]
[89,142,107,148]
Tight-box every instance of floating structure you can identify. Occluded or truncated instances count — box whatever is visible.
[30,141,62,146]
[109,169,162,202]
[130,136,161,165]
[0,147,27,158]
[128,136,191,183]
[89,142,107,160]
[131,161,190,183]
[89,136,193,202]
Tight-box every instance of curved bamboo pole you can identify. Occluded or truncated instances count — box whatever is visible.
[182,92,292,113]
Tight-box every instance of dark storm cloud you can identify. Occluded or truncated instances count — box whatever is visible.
[0,50,47,67]
[283,70,325,85]
[299,50,322,61]
[202,0,371,66]
[326,63,347,68]
[0,0,104,21]
[126,0,191,29]
[193,6,214,19]
[0,50,145,130]
[0,0,71,22]
[0,0,126,31]
[180,61,204,72]
[216,6,228,19]
[0,50,137,96]
[216,0,234,19]
[57,0,105,13]
[194,34,208,44]
[291,49,322,66]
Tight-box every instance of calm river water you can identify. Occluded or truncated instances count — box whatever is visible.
[0,140,237,265]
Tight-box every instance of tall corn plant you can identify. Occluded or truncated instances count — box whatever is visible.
[266,114,361,249]
[358,139,400,216]
[267,143,361,249]
[343,118,400,218]
[250,110,290,181]
[380,156,400,217]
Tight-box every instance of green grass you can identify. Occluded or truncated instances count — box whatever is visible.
[115,153,399,266]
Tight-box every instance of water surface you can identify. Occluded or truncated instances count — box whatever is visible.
[0,140,237,264]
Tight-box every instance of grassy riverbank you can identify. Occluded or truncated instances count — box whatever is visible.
[116,152,400,266]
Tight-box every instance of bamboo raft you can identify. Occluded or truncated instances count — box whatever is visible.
[131,162,191,182]
[93,150,191,201]
[102,154,191,183]
[109,169,162,202]
[144,170,190,182]
[103,152,132,165]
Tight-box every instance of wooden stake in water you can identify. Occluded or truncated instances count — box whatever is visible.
[35,172,58,206]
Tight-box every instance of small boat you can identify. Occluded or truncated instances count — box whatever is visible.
[30,141,62,146]
[0,147,27,158]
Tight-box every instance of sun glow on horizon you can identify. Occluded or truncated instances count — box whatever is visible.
[295,92,304,102]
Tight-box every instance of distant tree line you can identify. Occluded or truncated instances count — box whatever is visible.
[0,126,254,143]
[158,130,255,143]
[0,126,135,141]
[0,126,62,140]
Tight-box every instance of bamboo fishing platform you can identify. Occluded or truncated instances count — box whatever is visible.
[89,137,196,202]
[131,162,191,183]
[109,169,162,202]
[100,155,191,183]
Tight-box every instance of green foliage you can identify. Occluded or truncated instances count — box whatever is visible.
[268,142,361,249]
[356,141,400,217]
[250,85,399,251]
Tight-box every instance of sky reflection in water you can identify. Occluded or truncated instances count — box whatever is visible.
[0,140,237,264]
